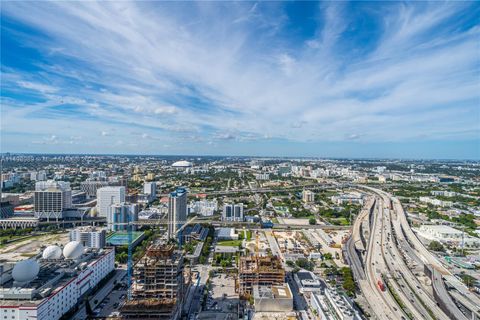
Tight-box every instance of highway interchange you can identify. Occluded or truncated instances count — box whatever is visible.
[346,186,473,320]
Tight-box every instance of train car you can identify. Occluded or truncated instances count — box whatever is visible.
[377,279,386,291]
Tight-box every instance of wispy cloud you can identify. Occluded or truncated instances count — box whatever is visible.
[1,1,478,157]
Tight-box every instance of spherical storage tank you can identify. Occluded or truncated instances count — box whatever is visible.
[12,259,40,283]
[42,245,62,259]
[63,241,84,259]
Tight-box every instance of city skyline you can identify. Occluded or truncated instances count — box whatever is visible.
[1,1,479,159]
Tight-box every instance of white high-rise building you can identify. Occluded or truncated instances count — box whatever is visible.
[34,180,72,220]
[302,190,315,203]
[97,186,125,218]
[30,170,47,181]
[143,182,157,201]
[189,199,218,216]
[223,203,244,222]
[107,203,138,232]
[168,187,188,239]
[69,226,106,248]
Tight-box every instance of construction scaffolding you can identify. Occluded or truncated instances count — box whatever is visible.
[238,255,285,297]
[121,243,187,319]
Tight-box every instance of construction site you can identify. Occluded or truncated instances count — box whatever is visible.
[237,255,285,297]
[121,243,189,319]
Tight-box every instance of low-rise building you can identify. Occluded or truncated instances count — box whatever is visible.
[310,287,361,320]
[216,227,238,241]
[0,245,114,320]
[294,269,322,294]
[417,224,480,248]
[253,283,293,312]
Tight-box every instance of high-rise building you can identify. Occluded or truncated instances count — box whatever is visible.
[97,186,125,218]
[30,170,47,181]
[80,180,110,199]
[0,201,14,219]
[223,203,244,222]
[34,180,72,220]
[167,187,187,239]
[143,182,157,201]
[302,190,315,203]
[107,202,139,232]
[69,226,106,249]
[121,244,187,319]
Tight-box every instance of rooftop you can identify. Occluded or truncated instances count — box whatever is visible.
[254,283,293,299]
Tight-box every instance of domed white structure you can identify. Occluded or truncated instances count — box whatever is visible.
[172,160,192,168]
[12,259,40,283]
[63,241,84,259]
[42,245,62,259]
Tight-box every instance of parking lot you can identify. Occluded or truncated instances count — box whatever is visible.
[95,288,127,318]
[206,273,238,314]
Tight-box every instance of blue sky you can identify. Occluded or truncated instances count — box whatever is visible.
[1,1,479,159]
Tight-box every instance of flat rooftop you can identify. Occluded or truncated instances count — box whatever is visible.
[254,283,292,299]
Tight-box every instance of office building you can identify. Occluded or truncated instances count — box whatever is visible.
[69,226,106,249]
[34,180,72,220]
[0,201,14,219]
[222,203,244,222]
[167,187,187,239]
[121,244,187,319]
[302,190,315,203]
[80,180,110,199]
[97,186,125,218]
[107,202,139,232]
[142,182,157,203]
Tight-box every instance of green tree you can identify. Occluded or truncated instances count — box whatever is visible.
[460,273,476,288]
[428,241,445,252]
[309,218,317,225]
[323,252,333,260]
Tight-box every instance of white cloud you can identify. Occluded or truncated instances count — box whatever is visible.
[1,1,478,155]
[153,106,178,115]
[17,81,58,93]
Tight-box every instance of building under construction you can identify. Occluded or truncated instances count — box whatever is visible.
[121,243,188,319]
[238,255,285,297]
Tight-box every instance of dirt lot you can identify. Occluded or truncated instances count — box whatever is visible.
[0,232,69,261]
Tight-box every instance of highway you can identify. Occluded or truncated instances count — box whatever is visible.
[363,199,407,320]
[133,218,350,230]
[346,187,461,320]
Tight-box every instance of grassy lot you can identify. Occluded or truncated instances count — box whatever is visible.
[216,240,243,247]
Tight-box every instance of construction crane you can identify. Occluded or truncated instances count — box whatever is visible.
[124,216,197,301]
[127,212,133,301]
